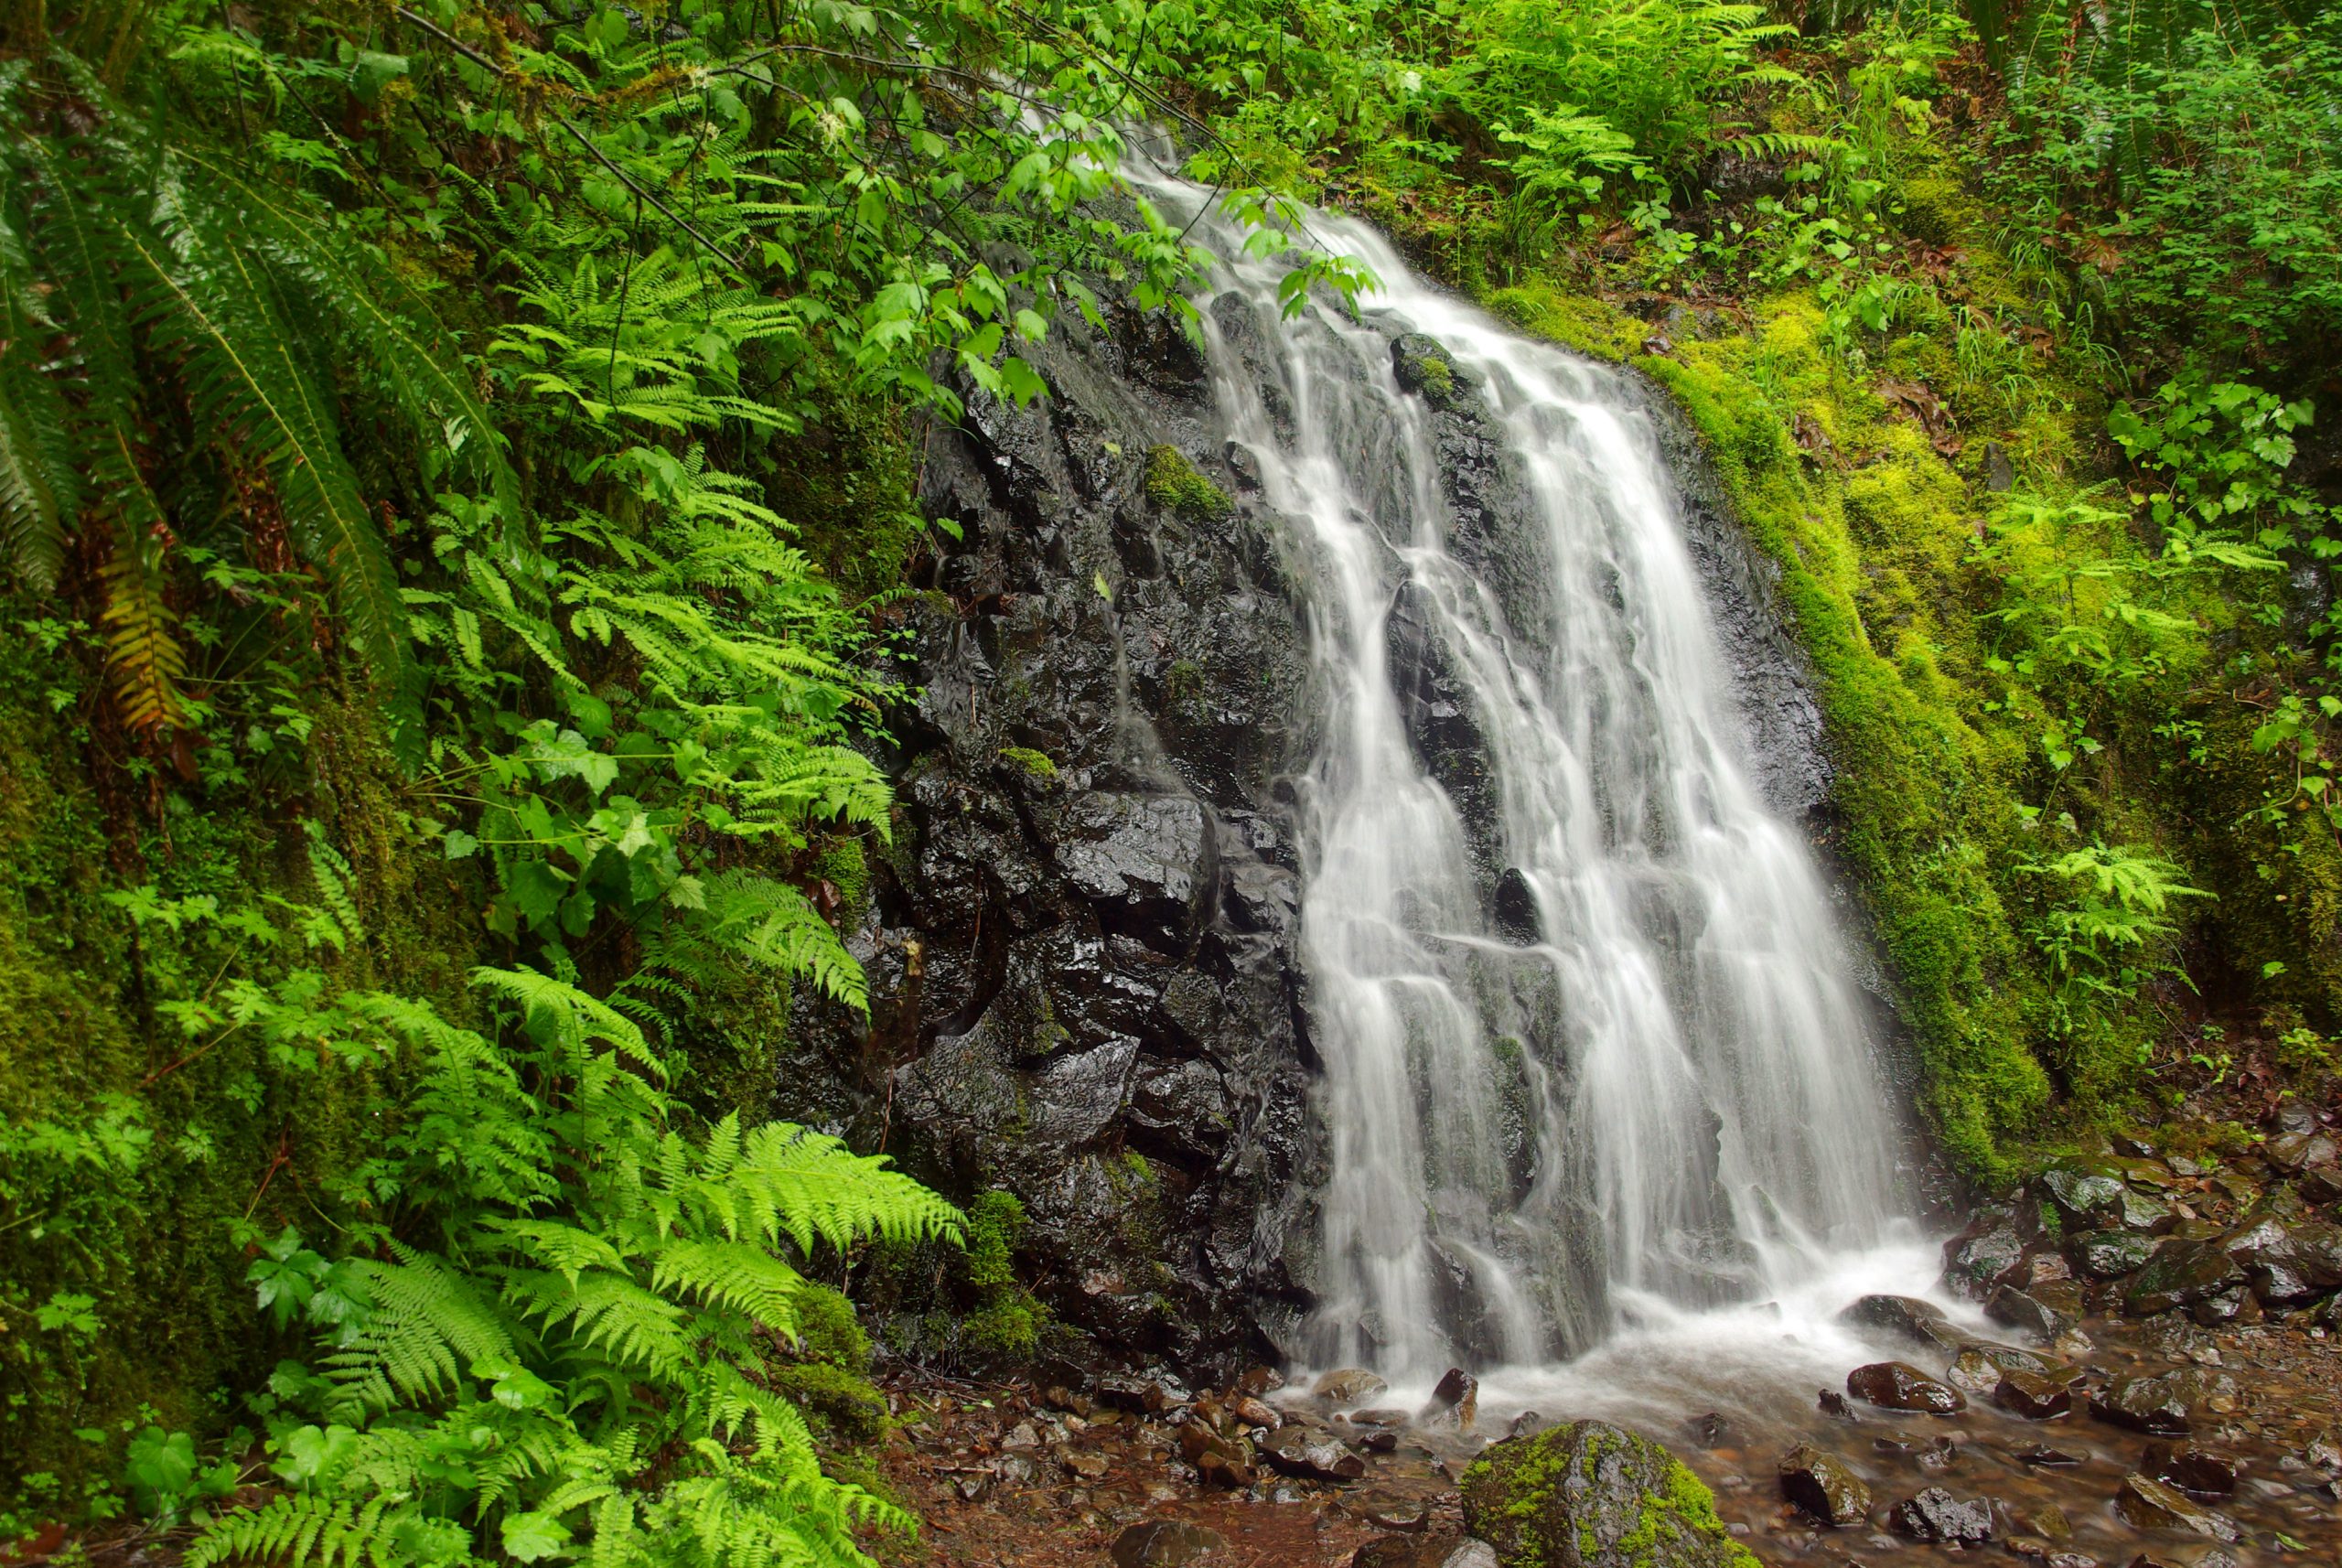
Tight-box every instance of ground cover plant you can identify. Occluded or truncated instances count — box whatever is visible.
[3,0,2342,1556]
[0,0,1354,1552]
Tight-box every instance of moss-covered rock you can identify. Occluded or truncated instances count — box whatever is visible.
[1460,1421,1759,1568]
[960,1188,1049,1359]
[768,1283,890,1446]
[1144,444,1234,523]
[997,745,1059,781]
[1391,332,1466,410]
[0,617,485,1521]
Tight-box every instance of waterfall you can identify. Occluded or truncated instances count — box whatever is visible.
[1120,163,1910,1380]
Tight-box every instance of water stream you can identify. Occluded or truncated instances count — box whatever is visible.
[1124,161,1920,1387]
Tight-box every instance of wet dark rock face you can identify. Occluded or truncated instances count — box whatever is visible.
[784,303,1324,1376]
[779,294,1877,1380]
[1389,333,1548,657]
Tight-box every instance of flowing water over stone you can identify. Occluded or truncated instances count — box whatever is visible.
[1125,163,1914,1379]
[863,159,2342,1568]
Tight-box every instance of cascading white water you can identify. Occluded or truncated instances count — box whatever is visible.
[1124,162,1910,1381]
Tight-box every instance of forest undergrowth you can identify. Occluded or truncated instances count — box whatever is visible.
[0,0,2337,1561]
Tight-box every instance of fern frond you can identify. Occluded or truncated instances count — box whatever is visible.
[507,1264,691,1377]
[97,515,188,733]
[458,1409,582,1512]
[306,832,366,944]
[328,1249,518,1412]
[579,1491,647,1568]
[693,1358,831,1479]
[187,1494,439,1568]
[487,1216,630,1280]
[128,153,415,744]
[0,345,76,587]
[354,993,559,1213]
[175,145,522,529]
[471,965,663,1077]
[698,872,869,1012]
[648,1238,805,1337]
[1719,131,1845,160]
[719,746,894,836]
[699,1116,743,1181]
[733,1122,962,1254]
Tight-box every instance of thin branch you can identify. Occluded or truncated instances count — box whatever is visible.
[393,5,753,274]
[994,0,1357,263]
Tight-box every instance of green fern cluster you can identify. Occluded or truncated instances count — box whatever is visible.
[1459,0,1798,177]
[0,53,508,752]
[0,0,1379,1530]
[188,968,956,1568]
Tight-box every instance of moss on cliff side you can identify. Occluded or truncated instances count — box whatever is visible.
[1488,282,2053,1175]
[0,617,484,1520]
[1146,444,1235,523]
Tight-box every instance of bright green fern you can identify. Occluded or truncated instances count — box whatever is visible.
[189,967,958,1568]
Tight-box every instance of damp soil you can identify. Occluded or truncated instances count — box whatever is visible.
[867,1373,1466,1568]
[1687,1315,2342,1568]
[871,1313,2342,1568]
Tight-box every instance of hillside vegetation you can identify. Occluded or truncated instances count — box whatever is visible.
[1,0,2338,1560]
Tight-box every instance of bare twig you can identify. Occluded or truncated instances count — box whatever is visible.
[393,5,754,273]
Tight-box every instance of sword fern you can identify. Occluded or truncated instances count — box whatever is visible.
[0,54,512,751]
[187,968,957,1568]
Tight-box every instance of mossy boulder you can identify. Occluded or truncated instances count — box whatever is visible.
[1391,331,1466,410]
[766,1283,889,1445]
[1460,1421,1759,1568]
[1144,444,1233,522]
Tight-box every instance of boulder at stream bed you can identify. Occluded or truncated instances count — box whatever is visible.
[2113,1475,2242,1541]
[1459,1420,1757,1568]
[2091,1368,2240,1434]
[1317,1368,1391,1405]
[1841,1294,1963,1352]
[1890,1487,1996,1544]
[1847,1361,1968,1413]
[2075,1229,2160,1279]
[1778,1444,1870,1525]
[2124,1240,2247,1317]
[1996,1369,2077,1419]
[1261,1426,1368,1481]
[1112,1520,1231,1568]
[1352,1539,1501,1568]
[1990,1282,2086,1340]
[2139,1440,2239,1497]
[1421,1367,1480,1428]
[1942,1208,2029,1300]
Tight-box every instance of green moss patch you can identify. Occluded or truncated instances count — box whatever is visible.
[1145,445,1235,523]
[1461,1420,1758,1568]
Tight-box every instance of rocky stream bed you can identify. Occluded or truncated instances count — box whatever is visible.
[867,1112,2342,1568]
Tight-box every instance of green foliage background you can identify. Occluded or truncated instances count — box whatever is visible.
[1119,0,2342,1176]
[3,0,2342,1557]
[0,0,1351,1554]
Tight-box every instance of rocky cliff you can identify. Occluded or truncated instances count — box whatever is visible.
[789,287,1868,1379]
[783,300,1322,1375]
